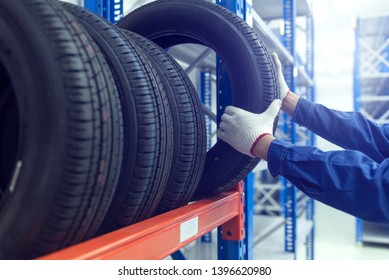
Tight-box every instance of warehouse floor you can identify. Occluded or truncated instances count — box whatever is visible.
[178,201,389,260]
[315,202,389,260]
[183,199,389,260]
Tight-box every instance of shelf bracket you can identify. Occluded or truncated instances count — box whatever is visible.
[221,182,244,241]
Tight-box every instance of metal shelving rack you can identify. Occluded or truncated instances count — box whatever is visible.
[39,0,255,260]
[41,0,316,260]
[40,185,244,260]
[251,0,315,260]
[354,14,389,245]
[157,0,316,260]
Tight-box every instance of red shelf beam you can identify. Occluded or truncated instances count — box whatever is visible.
[39,183,243,260]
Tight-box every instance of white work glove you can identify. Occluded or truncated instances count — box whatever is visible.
[217,99,282,157]
[271,52,289,100]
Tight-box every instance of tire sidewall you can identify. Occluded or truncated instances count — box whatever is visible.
[120,3,267,112]
[0,3,68,257]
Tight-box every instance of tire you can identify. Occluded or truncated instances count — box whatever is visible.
[0,87,17,191]
[118,0,279,199]
[120,29,206,214]
[61,3,174,232]
[0,0,123,259]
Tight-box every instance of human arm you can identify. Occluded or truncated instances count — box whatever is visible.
[272,52,389,162]
[268,139,389,223]
[251,134,276,160]
[293,98,389,163]
[217,94,389,222]
[219,102,389,222]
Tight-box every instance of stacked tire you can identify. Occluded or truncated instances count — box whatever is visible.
[0,0,278,259]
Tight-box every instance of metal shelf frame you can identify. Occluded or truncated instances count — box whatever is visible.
[216,0,254,260]
[281,0,315,260]
[282,0,298,257]
[83,0,123,23]
[38,0,257,261]
[199,69,214,244]
[354,14,389,245]
[39,184,244,260]
[41,0,316,261]
[181,0,316,260]
[252,0,315,259]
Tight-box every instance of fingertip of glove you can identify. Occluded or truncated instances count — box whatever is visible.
[224,106,238,115]
[271,52,280,63]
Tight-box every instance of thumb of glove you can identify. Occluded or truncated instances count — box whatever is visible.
[271,53,289,100]
[264,99,282,120]
[271,53,282,71]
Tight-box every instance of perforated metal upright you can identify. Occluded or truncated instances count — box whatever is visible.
[304,13,315,260]
[282,0,297,256]
[280,0,315,259]
[216,0,254,260]
[84,0,123,23]
[199,69,213,244]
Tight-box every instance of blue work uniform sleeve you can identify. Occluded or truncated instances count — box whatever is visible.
[293,98,389,163]
[268,139,389,223]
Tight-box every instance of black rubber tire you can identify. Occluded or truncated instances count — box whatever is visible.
[61,3,174,232]
[0,0,123,259]
[120,29,207,214]
[0,87,17,192]
[118,0,279,199]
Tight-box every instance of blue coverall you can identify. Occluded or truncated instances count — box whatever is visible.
[268,98,389,223]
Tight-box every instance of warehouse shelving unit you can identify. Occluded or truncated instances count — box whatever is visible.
[354,14,389,245]
[173,0,316,260]
[39,184,244,259]
[159,0,316,260]
[38,0,256,260]
[249,0,315,260]
[40,0,316,260]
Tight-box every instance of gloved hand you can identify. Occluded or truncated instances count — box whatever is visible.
[271,52,289,100]
[217,99,282,157]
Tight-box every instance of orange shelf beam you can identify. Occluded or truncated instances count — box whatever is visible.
[39,184,243,260]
